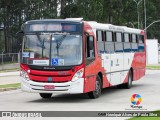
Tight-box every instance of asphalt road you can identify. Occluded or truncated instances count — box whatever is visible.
[0,70,160,120]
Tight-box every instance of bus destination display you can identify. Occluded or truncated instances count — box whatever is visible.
[25,23,80,32]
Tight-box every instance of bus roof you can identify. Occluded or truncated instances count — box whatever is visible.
[86,21,143,34]
[24,18,144,34]
[24,19,83,24]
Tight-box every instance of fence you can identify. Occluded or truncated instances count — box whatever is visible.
[0,53,20,64]
[0,53,20,71]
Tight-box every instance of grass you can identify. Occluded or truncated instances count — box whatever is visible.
[146,66,160,70]
[129,110,160,120]
[0,83,20,89]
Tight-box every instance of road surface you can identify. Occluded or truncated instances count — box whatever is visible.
[0,70,160,120]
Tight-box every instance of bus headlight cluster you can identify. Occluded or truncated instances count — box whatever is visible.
[72,68,84,82]
[20,69,30,81]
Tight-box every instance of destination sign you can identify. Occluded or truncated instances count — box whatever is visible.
[24,23,81,32]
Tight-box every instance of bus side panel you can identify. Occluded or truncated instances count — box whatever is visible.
[132,52,146,81]
[101,54,111,88]
[84,76,96,93]
[83,22,110,93]
[103,74,110,88]
[133,69,139,80]
[122,71,129,83]
[84,57,109,93]
[139,68,145,79]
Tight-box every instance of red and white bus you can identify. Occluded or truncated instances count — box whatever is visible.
[20,18,146,99]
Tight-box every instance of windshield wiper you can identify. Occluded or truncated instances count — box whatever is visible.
[35,33,46,58]
[35,33,46,49]
[54,35,67,56]
[56,35,67,49]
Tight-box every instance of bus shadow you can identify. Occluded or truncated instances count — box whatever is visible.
[101,84,144,94]
[28,84,144,103]
[28,93,89,103]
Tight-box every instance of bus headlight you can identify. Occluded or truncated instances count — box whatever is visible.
[20,69,30,81]
[72,68,84,82]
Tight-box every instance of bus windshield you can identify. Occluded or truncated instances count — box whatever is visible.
[22,34,82,66]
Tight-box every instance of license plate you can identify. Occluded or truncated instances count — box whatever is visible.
[44,85,55,90]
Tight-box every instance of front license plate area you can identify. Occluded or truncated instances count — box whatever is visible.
[44,85,55,90]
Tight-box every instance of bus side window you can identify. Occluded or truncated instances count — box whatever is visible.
[115,32,123,52]
[131,34,138,52]
[124,33,131,52]
[138,35,145,52]
[105,31,114,53]
[86,36,95,58]
[96,30,105,54]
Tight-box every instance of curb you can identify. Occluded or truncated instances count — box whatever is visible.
[0,69,19,73]
[0,87,20,92]
[146,68,160,70]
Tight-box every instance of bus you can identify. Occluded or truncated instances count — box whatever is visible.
[19,18,146,99]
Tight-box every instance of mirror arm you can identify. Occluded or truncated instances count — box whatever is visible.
[16,31,24,36]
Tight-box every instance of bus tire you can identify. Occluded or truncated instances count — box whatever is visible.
[123,70,133,89]
[88,75,102,99]
[39,93,52,98]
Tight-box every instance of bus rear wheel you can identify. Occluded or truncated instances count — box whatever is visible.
[88,76,102,99]
[122,70,133,89]
[39,93,52,98]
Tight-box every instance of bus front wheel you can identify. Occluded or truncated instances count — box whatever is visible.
[88,76,102,99]
[39,93,52,98]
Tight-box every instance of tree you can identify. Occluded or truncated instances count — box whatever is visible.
[0,0,160,53]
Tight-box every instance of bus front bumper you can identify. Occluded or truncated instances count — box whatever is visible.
[21,77,84,94]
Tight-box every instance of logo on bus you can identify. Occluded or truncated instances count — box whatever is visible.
[48,77,53,82]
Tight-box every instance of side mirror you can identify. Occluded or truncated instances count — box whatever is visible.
[84,32,89,36]
[16,31,24,36]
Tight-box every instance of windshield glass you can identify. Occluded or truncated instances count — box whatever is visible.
[22,34,82,66]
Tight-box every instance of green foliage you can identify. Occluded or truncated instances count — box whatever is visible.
[0,0,160,53]
[0,83,20,88]
[146,66,160,70]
